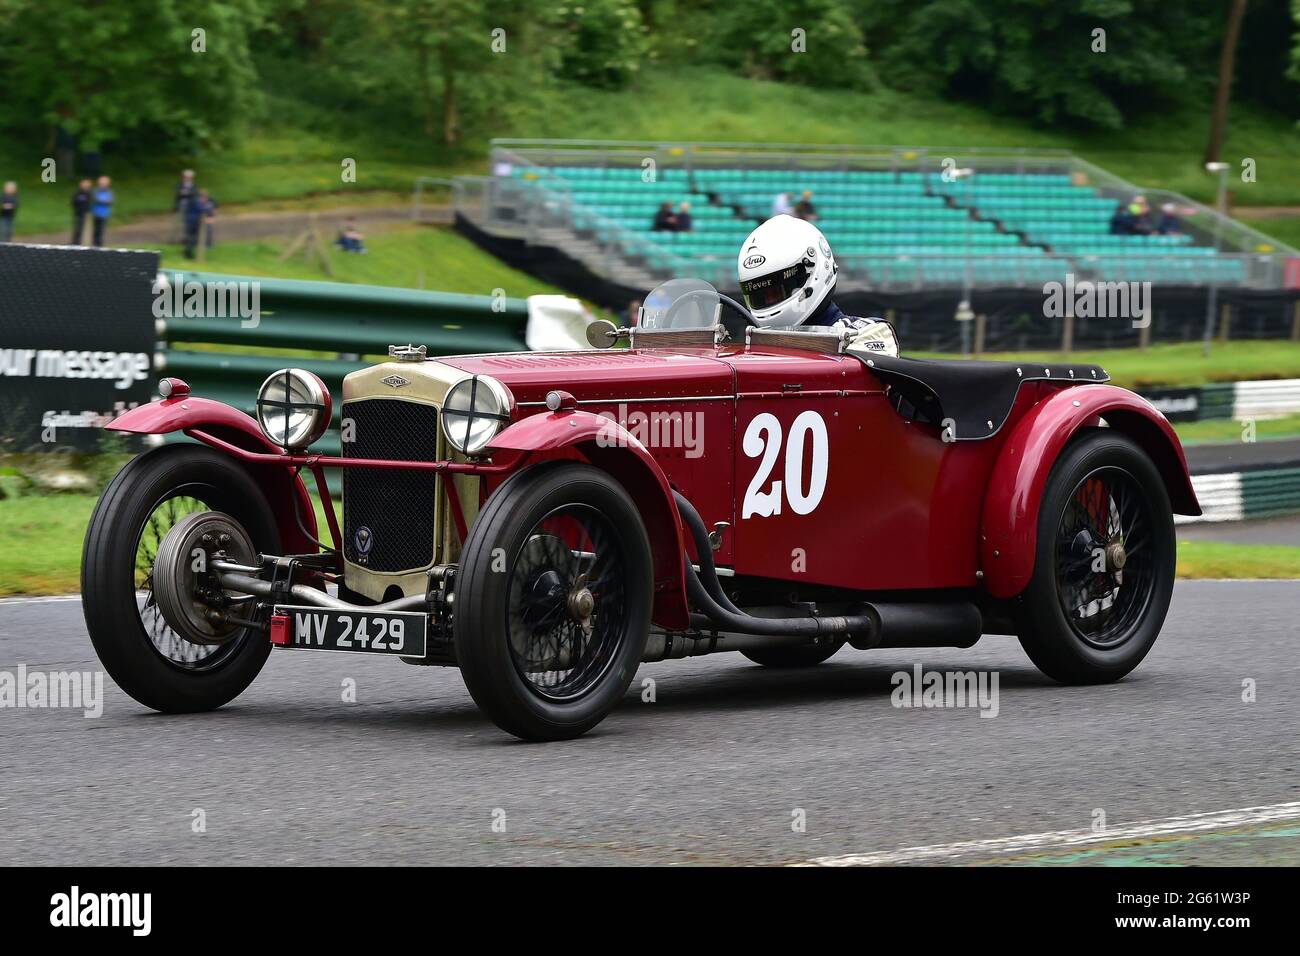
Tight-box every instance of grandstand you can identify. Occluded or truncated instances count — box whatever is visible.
[454,141,1296,295]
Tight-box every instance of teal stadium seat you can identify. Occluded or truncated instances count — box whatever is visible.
[509,163,1243,288]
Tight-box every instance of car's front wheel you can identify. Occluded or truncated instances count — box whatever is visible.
[1015,431,1176,684]
[81,445,279,712]
[454,462,653,741]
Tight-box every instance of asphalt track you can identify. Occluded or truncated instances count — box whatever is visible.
[1,581,1297,866]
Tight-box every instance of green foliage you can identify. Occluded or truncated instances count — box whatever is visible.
[711,0,872,90]
[861,0,1222,129]
[1290,0,1300,83]
[557,0,648,89]
[0,0,266,149]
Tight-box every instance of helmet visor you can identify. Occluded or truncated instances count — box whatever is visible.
[740,260,810,312]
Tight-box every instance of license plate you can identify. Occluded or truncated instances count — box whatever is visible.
[271,606,428,658]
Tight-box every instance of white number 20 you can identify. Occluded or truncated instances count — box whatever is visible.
[741,411,829,519]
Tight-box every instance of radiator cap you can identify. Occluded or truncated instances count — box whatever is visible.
[388,344,428,362]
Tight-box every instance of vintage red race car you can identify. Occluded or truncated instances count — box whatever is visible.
[82,279,1199,740]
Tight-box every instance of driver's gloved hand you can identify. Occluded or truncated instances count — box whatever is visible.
[838,317,900,357]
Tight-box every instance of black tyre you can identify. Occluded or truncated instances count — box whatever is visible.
[81,445,280,712]
[454,462,653,741]
[742,641,843,668]
[1015,431,1176,684]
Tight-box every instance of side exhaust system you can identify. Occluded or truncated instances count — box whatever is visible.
[672,491,983,652]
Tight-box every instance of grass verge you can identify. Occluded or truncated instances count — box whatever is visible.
[157,223,566,298]
[1176,540,1300,579]
[1174,412,1300,446]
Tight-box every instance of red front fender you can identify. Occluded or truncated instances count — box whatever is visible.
[107,396,320,553]
[980,385,1199,600]
[491,409,690,630]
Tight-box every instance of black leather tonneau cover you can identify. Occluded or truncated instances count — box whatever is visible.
[851,352,1110,440]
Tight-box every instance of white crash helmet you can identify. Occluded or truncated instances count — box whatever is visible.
[737,214,838,326]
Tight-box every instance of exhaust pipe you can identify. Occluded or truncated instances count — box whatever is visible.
[674,491,982,650]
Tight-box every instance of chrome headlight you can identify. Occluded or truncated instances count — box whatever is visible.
[442,374,511,455]
[256,368,331,450]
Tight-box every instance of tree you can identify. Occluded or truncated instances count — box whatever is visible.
[1287,0,1300,84]
[0,0,266,151]
[1205,0,1250,164]
[711,0,872,91]
[860,0,1220,129]
[387,1,563,148]
[556,0,648,90]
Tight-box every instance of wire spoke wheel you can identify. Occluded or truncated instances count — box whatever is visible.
[454,462,653,741]
[1016,432,1176,684]
[506,507,628,701]
[133,487,250,671]
[83,445,278,713]
[1053,467,1155,649]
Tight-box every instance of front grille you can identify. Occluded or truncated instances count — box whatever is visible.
[342,398,441,573]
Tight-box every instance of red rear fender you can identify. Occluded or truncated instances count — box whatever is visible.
[980,385,1198,600]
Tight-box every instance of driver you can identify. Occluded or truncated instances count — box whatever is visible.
[737,214,898,356]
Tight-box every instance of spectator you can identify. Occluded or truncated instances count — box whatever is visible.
[1128,195,1154,235]
[335,217,367,253]
[675,201,693,233]
[173,169,197,242]
[1155,202,1191,235]
[772,191,792,216]
[651,201,677,232]
[794,189,818,221]
[182,189,217,258]
[0,182,18,242]
[91,176,114,247]
[1108,201,1136,235]
[70,179,92,245]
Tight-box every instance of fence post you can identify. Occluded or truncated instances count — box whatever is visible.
[1292,300,1300,341]
[1061,311,1074,357]
[1217,302,1232,343]
[974,313,986,358]
[1139,305,1152,351]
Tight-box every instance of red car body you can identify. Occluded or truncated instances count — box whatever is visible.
[111,340,1198,627]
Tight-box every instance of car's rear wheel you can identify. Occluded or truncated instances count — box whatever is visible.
[81,445,279,712]
[742,641,843,668]
[454,462,653,741]
[1015,431,1176,683]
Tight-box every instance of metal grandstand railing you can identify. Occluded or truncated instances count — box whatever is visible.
[455,139,1299,293]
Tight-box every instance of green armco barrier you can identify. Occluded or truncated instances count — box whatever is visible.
[1198,382,1235,419]
[162,315,523,354]
[156,271,529,356]
[158,270,529,320]
[160,350,366,387]
[1241,467,1300,519]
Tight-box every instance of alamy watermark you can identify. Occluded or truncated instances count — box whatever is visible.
[153,272,261,328]
[595,404,704,458]
[50,886,150,936]
[891,663,1000,718]
[0,666,104,718]
[1043,273,1151,328]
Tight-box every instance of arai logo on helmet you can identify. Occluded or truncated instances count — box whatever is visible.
[743,254,766,269]
[354,526,374,562]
